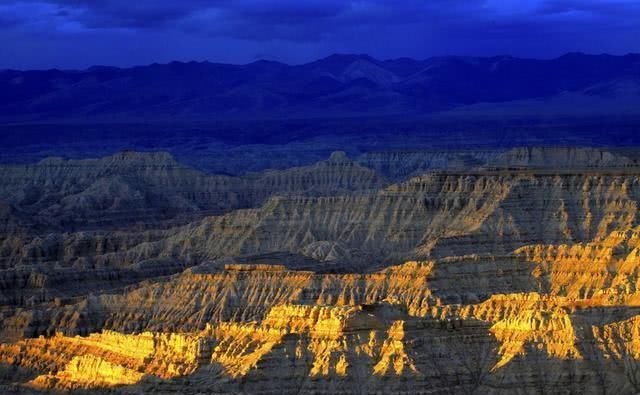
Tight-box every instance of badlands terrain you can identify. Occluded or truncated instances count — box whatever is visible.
[3,146,640,393]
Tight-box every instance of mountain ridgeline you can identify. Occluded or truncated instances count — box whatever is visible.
[1,52,640,120]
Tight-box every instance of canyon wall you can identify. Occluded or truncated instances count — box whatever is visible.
[2,147,640,393]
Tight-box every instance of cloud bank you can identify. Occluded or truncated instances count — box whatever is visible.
[0,0,638,68]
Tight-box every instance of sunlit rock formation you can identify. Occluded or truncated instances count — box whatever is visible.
[2,248,640,393]
[0,329,209,392]
[2,147,640,393]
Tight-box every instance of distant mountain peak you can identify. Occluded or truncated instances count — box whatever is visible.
[306,53,379,70]
[321,53,376,62]
[1,52,639,120]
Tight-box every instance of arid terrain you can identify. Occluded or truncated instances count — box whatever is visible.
[1,145,640,393]
[2,0,640,389]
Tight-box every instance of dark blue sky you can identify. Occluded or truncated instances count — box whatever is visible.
[1,0,638,69]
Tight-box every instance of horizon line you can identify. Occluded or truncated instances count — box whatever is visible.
[2,51,640,73]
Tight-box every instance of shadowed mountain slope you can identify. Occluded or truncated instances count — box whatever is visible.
[1,53,639,120]
[0,150,387,232]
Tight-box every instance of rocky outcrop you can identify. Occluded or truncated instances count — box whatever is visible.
[356,149,501,179]
[2,291,638,394]
[0,150,390,320]
[515,227,640,303]
[31,355,146,390]
[357,147,634,180]
[0,150,387,232]
[119,170,640,266]
[2,247,640,394]
[0,329,209,392]
[8,227,640,343]
[489,147,634,169]
[2,150,638,276]
[466,293,581,369]
[3,168,640,337]
[3,148,640,393]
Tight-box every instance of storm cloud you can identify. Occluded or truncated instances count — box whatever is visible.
[0,0,638,69]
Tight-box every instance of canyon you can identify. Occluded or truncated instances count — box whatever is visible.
[2,146,640,393]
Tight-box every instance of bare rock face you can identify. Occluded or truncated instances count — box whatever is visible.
[3,147,640,393]
[356,149,501,179]
[3,254,640,394]
[0,150,389,321]
[0,150,387,232]
[0,330,208,391]
[3,160,640,340]
[107,170,640,267]
[489,147,634,169]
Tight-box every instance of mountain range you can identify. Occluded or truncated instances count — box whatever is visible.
[2,52,640,120]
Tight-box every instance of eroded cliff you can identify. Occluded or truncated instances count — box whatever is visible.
[2,148,640,394]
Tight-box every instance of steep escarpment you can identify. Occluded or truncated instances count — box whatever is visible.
[4,260,640,394]
[9,229,640,343]
[3,151,637,271]
[0,151,220,231]
[3,168,639,322]
[4,221,640,394]
[428,171,639,257]
[3,149,640,393]
[247,150,387,197]
[356,149,501,179]
[356,147,631,181]
[0,150,387,232]
[0,252,542,343]
[132,170,640,265]
[0,329,209,391]
[0,262,435,339]
[7,170,515,270]
[0,301,490,394]
[0,150,391,315]
[113,172,499,266]
[488,147,635,169]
